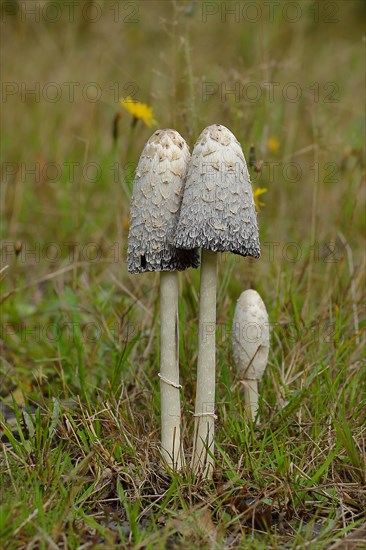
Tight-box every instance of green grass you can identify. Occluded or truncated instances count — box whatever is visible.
[1,1,365,548]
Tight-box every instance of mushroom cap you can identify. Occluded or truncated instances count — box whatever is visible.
[127,129,200,273]
[232,289,270,380]
[173,124,260,258]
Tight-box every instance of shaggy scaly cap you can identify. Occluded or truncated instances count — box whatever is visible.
[173,124,260,258]
[127,129,200,273]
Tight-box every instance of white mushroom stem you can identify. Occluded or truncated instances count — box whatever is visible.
[242,378,259,422]
[192,249,217,478]
[160,271,184,470]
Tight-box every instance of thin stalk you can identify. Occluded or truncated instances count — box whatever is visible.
[160,271,184,470]
[183,26,197,138]
[192,249,217,478]
[243,379,259,423]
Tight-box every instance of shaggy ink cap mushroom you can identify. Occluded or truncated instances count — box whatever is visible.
[174,124,260,258]
[232,289,269,422]
[232,289,270,381]
[128,129,200,273]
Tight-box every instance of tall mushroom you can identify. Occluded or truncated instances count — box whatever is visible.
[127,129,199,470]
[174,124,260,477]
[232,289,270,422]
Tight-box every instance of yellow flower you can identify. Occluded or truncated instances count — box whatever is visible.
[253,187,267,211]
[123,216,130,231]
[120,96,158,128]
[267,137,280,153]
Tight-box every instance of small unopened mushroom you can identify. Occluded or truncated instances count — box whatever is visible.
[174,124,260,477]
[128,129,199,470]
[232,289,270,422]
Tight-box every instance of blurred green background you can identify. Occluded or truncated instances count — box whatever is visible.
[1,1,365,547]
[1,0,365,410]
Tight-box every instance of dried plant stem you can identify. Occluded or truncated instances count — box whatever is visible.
[338,231,360,345]
[160,272,184,470]
[192,250,217,478]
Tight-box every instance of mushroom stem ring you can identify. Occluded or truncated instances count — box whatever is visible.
[158,373,182,389]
